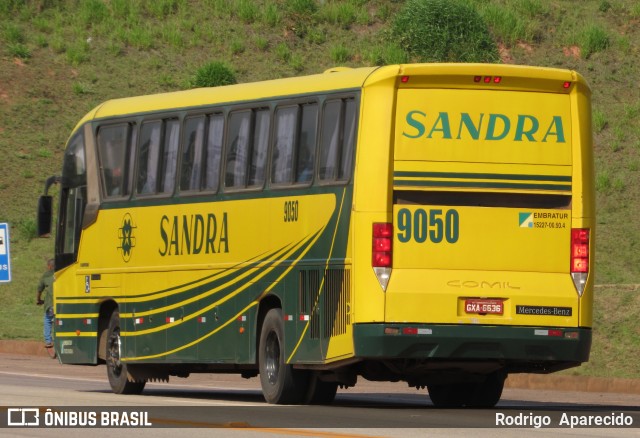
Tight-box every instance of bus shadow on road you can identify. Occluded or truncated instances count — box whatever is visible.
[80,385,640,412]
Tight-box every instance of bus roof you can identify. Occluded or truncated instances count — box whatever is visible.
[74,66,380,128]
[71,63,589,134]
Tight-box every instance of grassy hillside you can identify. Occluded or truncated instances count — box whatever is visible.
[1,0,639,378]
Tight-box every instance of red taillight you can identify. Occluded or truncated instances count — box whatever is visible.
[571,228,589,273]
[563,81,572,89]
[474,76,502,84]
[372,223,393,268]
[401,75,410,83]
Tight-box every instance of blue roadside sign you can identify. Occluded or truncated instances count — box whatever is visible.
[0,223,11,283]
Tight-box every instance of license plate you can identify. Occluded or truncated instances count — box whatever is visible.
[465,299,504,315]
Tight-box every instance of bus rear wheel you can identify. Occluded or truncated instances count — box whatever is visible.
[305,374,338,404]
[259,308,309,404]
[106,310,146,395]
[427,371,505,408]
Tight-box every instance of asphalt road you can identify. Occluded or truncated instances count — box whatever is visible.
[0,353,638,437]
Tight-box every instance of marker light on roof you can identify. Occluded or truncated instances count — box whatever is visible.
[474,76,502,84]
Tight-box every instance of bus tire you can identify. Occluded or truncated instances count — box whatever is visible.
[305,374,338,405]
[427,382,467,408]
[106,310,145,395]
[427,371,505,408]
[259,308,308,404]
[468,371,505,408]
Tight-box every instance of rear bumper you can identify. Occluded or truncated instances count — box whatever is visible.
[353,323,591,367]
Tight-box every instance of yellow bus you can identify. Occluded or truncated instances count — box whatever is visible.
[38,63,594,407]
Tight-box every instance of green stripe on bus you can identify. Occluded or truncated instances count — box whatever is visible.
[393,171,572,182]
[394,179,572,191]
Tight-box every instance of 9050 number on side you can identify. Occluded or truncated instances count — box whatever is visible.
[284,200,299,222]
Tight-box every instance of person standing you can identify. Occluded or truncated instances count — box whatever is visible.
[36,258,55,348]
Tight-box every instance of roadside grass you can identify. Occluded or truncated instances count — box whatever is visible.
[0,237,53,341]
[473,0,547,46]
[561,286,640,379]
[0,0,639,379]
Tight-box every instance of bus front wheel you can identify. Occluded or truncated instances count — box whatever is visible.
[259,308,308,404]
[106,310,146,395]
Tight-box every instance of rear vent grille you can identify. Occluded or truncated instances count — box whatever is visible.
[324,269,351,338]
[299,269,351,339]
[299,269,320,315]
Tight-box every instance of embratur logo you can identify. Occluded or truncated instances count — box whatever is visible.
[519,212,533,228]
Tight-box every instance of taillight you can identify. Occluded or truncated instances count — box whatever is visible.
[571,228,590,295]
[372,223,393,267]
[372,223,393,291]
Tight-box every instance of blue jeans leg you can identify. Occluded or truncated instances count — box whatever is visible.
[44,307,54,345]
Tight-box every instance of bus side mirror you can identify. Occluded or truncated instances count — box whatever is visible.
[37,195,53,237]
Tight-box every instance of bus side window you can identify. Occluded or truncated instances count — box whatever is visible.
[339,98,356,181]
[295,103,318,184]
[203,113,224,192]
[180,116,205,192]
[319,97,356,183]
[97,124,130,198]
[225,111,251,189]
[271,106,298,184]
[158,119,180,194]
[136,121,162,195]
[248,109,270,188]
[319,100,342,181]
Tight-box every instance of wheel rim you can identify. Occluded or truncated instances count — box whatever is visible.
[107,327,123,378]
[265,331,280,386]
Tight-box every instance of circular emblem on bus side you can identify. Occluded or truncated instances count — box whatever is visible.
[117,213,136,262]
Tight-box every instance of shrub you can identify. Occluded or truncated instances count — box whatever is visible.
[8,43,31,59]
[286,0,317,16]
[4,23,24,44]
[16,218,37,241]
[592,108,607,133]
[330,43,351,64]
[236,0,259,23]
[578,24,610,58]
[191,61,237,88]
[79,0,109,25]
[595,170,610,192]
[366,42,408,66]
[480,4,533,46]
[391,0,499,63]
